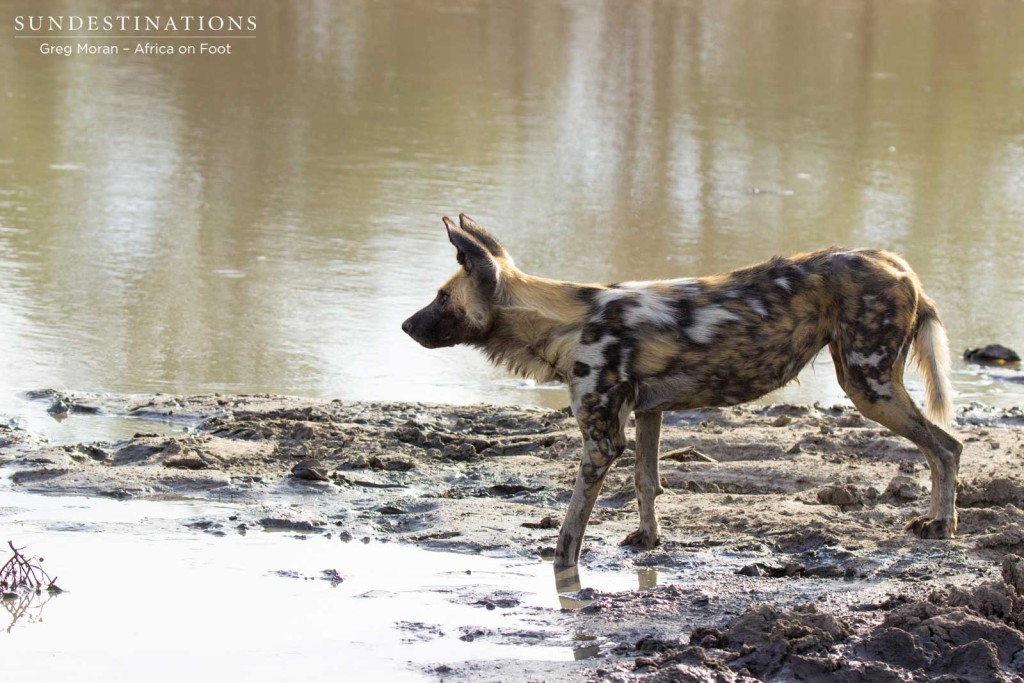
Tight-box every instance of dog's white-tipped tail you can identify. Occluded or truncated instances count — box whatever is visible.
[911,306,955,427]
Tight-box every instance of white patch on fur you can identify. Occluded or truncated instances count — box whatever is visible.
[783,359,799,381]
[572,336,614,400]
[867,378,893,397]
[748,299,768,317]
[617,346,632,384]
[687,306,739,344]
[847,350,886,368]
[577,336,612,366]
[624,290,676,327]
[618,278,697,290]
[774,277,791,292]
[594,288,628,306]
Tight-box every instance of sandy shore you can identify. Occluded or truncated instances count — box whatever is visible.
[3,390,1024,682]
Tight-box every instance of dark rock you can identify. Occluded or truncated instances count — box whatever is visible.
[291,459,330,481]
[881,475,923,503]
[964,344,1021,365]
[1001,554,1024,595]
[816,483,861,507]
[259,518,321,532]
[441,442,477,462]
[737,562,806,578]
[522,515,561,529]
[320,569,343,585]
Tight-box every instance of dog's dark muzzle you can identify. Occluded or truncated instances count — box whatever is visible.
[402,309,448,349]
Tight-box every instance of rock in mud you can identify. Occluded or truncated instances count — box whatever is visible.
[690,604,849,678]
[964,344,1021,365]
[1001,554,1024,595]
[441,442,478,462]
[163,440,217,470]
[258,517,323,532]
[291,459,330,481]
[816,483,862,507]
[368,454,415,471]
[320,569,344,585]
[960,478,1024,508]
[881,475,923,503]
[736,562,805,578]
[522,514,561,529]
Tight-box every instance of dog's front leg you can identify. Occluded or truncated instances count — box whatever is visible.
[553,399,629,586]
[622,410,663,548]
[554,436,619,584]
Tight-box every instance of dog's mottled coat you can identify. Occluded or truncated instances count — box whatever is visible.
[402,215,962,582]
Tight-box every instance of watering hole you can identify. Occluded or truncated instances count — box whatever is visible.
[2,0,1024,416]
[1,483,659,682]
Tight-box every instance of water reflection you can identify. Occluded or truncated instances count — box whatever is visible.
[556,563,661,609]
[2,0,1022,415]
[636,566,659,590]
[2,591,57,633]
[572,641,602,661]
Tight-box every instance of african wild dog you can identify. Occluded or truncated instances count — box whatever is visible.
[402,214,962,581]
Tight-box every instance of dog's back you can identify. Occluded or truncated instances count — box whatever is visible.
[578,248,939,417]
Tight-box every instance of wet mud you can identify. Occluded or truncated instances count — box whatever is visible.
[3,390,1024,682]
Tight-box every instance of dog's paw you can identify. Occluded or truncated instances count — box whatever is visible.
[906,515,955,539]
[621,528,660,549]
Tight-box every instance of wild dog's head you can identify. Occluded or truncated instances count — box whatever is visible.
[402,214,513,349]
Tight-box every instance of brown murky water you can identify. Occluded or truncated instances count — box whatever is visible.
[2,0,1023,419]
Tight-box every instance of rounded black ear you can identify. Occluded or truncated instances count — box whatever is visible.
[443,216,499,294]
[458,214,508,260]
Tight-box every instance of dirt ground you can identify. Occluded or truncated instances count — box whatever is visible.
[3,389,1024,682]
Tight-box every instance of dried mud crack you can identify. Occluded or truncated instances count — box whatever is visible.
[3,391,1024,682]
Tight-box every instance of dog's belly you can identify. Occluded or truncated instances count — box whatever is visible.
[634,340,823,412]
[636,370,781,412]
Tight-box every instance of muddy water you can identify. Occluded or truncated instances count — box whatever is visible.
[2,2,1023,415]
[1,485,652,680]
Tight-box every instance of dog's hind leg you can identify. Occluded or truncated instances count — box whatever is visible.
[829,262,961,538]
[622,411,663,548]
[831,344,961,538]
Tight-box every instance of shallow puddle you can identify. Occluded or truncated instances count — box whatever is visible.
[0,483,652,681]
[5,394,188,447]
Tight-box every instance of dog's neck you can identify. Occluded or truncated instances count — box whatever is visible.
[477,272,593,384]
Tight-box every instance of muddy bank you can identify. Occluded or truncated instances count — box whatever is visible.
[3,390,1024,681]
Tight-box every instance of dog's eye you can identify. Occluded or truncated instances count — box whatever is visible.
[437,290,450,305]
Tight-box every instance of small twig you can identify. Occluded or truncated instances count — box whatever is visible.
[662,446,716,463]
[0,541,62,595]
